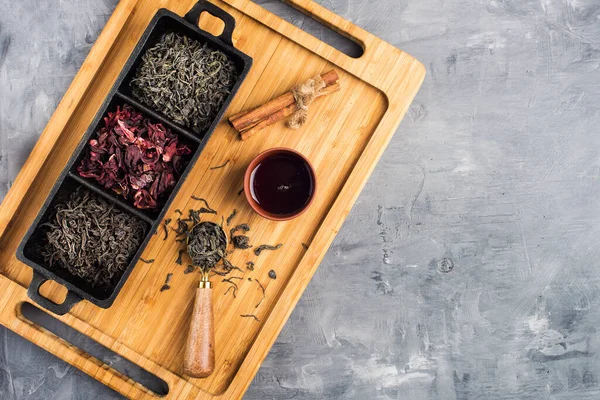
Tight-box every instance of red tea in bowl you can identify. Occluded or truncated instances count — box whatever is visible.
[245,149,316,220]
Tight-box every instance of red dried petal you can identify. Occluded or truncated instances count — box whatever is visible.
[163,141,178,162]
[124,145,143,169]
[78,104,191,209]
[129,173,153,190]
[133,189,157,209]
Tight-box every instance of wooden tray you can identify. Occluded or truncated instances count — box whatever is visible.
[0,0,425,398]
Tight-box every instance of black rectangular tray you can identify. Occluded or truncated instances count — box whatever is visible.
[16,0,253,315]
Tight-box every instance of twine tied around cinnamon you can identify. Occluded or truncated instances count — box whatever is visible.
[287,74,327,129]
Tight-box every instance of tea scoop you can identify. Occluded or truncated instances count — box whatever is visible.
[183,221,227,378]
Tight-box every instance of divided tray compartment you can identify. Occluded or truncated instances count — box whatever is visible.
[118,1,251,138]
[67,96,201,221]
[20,176,153,314]
[15,0,252,315]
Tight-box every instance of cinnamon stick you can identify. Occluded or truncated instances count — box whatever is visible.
[229,69,339,132]
[240,82,340,141]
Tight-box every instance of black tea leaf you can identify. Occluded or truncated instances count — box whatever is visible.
[255,279,266,308]
[176,249,185,265]
[210,160,230,170]
[40,188,147,290]
[226,209,237,226]
[163,219,171,240]
[184,265,195,274]
[230,224,250,240]
[232,235,252,249]
[160,273,173,292]
[255,244,283,256]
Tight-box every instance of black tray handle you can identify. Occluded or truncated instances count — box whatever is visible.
[27,272,82,316]
[184,0,236,46]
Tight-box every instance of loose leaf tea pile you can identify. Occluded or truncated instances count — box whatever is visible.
[188,222,227,269]
[78,105,192,209]
[41,188,147,289]
[130,32,238,135]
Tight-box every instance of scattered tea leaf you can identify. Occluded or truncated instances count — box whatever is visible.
[255,244,283,256]
[255,279,266,308]
[268,270,277,280]
[190,209,200,224]
[241,314,260,322]
[190,197,217,214]
[237,188,244,196]
[140,258,155,264]
[230,224,250,240]
[223,277,241,298]
[184,265,195,274]
[224,285,236,298]
[232,235,252,249]
[201,207,217,215]
[160,273,173,292]
[226,209,237,226]
[173,219,189,236]
[163,219,171,240]
[223,259,243,273]
[246,261,255,271]
[175,209,183,215]
[210,160,230,170]
[176,249,185,265]
[173,220,189,236]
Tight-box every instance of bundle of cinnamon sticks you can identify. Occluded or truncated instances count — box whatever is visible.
[228,70,340,141]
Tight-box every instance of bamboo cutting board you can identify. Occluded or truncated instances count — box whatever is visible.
[0,0,425,398]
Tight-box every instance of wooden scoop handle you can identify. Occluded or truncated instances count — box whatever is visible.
[184,283,215,378]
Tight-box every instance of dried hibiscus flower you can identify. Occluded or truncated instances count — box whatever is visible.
[78,104,192,209]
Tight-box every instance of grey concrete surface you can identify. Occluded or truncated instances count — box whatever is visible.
[2,0,600,399]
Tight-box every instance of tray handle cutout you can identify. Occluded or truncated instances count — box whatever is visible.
[257,0,365,59]
[20,302,169,396]
[27,272,82,315]
[185,0,236,46]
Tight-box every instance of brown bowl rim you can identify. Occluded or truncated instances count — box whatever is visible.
[243,147,317,221]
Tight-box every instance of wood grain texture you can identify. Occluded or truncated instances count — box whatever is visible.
[184,287,215,379]
[0,0,424,398]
